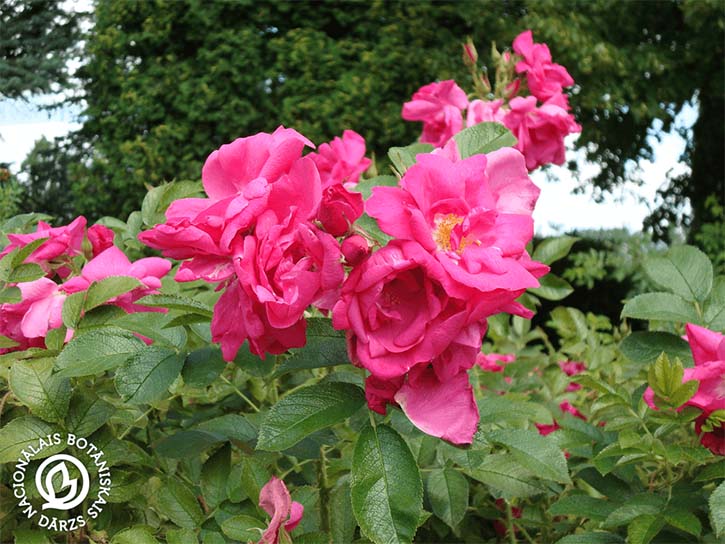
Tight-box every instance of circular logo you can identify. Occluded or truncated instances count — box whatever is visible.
[12,433,112,532]
[35,454,90,511]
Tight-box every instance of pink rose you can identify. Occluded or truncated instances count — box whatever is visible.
[317,184,364,237]
[86,224,115,257]
[695,411,725,456]
[503,95,581,170]
[257,476,304,544]
[0,278,67,352]
[61,246,171,313]
[341,234,370,266]
[309,130,371,187]
[559,360,586,391]
[402,80,469,147]
[475,352,516,372]
[466,99,506,127]
[332,240,476,380]
[201,126,314,200]
[512,30,575,102]
[366,145,546,312]
[1,217,86,276]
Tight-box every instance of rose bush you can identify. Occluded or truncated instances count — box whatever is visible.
[0,30,722,544]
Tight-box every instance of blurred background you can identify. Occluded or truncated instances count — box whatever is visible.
[0,0,723,321]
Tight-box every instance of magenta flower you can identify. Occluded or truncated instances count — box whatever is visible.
[559,360,586,391]
[402,80,469,147]
[317,184,364,237]
[86,224,115,257]
[309,130,371,187]
[466,99,506,127]
[503,95,581,171]
[512,30,575,102]
[476,352,516,372]
[1,217,86,276]
[257,476,304,544]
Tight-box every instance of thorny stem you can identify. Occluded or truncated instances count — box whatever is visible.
[220,375,260,412]
[505,501,518,544]
[319,445,331,535]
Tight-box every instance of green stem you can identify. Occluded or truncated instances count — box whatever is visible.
[220,375,260,412]
[505,501,518,544]
[319,445,331,535]
[118,404,157,440]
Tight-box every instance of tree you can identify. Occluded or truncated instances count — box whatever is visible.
[0,0,81,99]
[21,0,724,255]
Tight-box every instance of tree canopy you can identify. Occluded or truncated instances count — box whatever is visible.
[16,0,725,253]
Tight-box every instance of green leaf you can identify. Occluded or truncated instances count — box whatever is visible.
[220,515,265,542]
[643,245,713,302]
[548,495,618,521]
[351,424,423,544]
[166,528,198,544]
[663,507,701,536]
[603,494,666,528]
[355,213,392,245]
[387,143,433,174]
[110,312,188,349]
[105,469,145,503]
[239,455,270,503]
[704,276,725,329]
[530,273,574,301]
[156,479,205,529]
[142,180,203,227]
[621,292,699,323]
[196,413,257,442]
[84,276,144,310]
[110,526,161,544]
[201,444,231,510]
[61,290,86,328]
[619,331,693,365]
[9,357,71,422]
[532,236,579,265]
[257,382,365,451]
[182,346,226,387]
[353,175,399,200]
[426,467,468,530]
[710,481,725,537]
[12,530,54,544]
[135,294,213,317]
[330,479,356,544]
[273,318,349,376]
[486,429,571,484]
[0,417,64,463]
[626,514,665,544]
[0,334,19,349]
[155,430,226,458]
[114,346,185,404]
[694,460,725,482]
[554,533,624,544]
[0,286,21,303]
[7,263,45,283]
[55,327,145,377]
[453,122,517,158]
[465,453,547,498]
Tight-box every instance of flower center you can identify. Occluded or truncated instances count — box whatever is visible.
[433,213,477,254]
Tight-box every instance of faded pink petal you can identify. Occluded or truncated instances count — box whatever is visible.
[395,366,479,444]
[466,99,506,127]
[258,476,305,544]
[476,352,515,372]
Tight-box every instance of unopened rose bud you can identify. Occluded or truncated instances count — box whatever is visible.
[462,39,478,67]
[341,235,370,266]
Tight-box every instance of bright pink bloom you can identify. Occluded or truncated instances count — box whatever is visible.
[258,476,304,544]
[0,278,67,352]
[559,360,586,391]
[559,400,586,420]
[341,235,370,266]
[86,224,115,257]
[332,240,477,380]
[61,246,171,313]
[512,30,575,102]
[365,374,404,415]
[201,126,313,200]
[1,217,86,275]
[466,99,506,127]
[402,80,469,147]
[317,184,364,237]
[309,130,371,187]
[687,323,725,365]
[535,421,560,436]
[366,146,546,310]
[503,95,581,170]
[695,411,725,456]
[476,352,515,372]
[395,365,479,445]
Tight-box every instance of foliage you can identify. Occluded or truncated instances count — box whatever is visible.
[0,124,723,543]
[0,164,23,221]
[0,0,81,99]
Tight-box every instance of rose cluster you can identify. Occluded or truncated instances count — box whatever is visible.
[644,323,725,455]
[332,141,548,444]
[0,219,170,353]
[139,127,369,361]
[402,30,581,170]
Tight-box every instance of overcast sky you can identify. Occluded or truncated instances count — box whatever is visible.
[0,95,695,235]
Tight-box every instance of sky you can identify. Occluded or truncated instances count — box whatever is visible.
[0,95,696,235]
